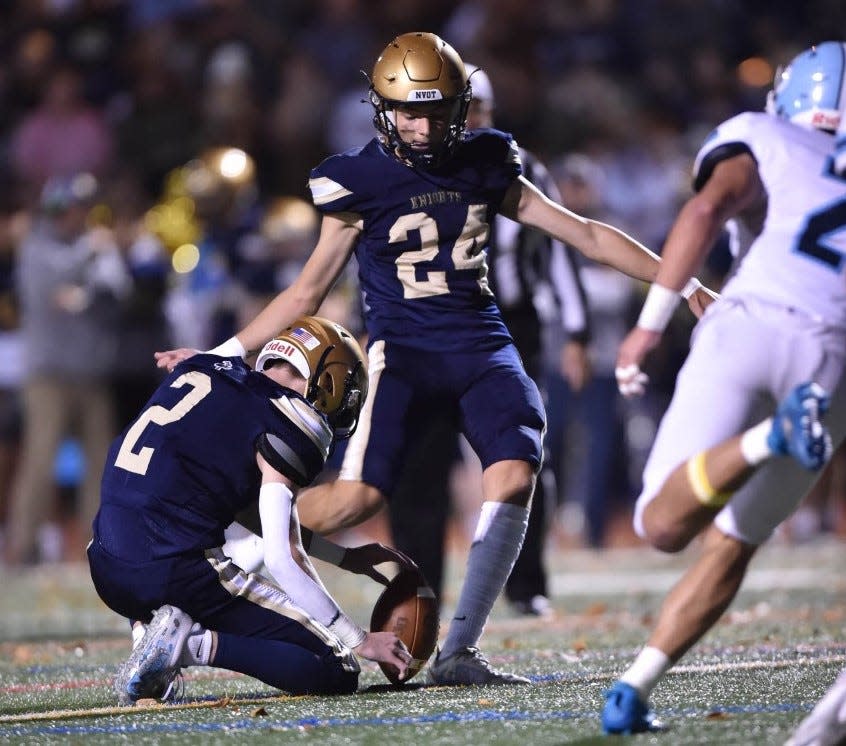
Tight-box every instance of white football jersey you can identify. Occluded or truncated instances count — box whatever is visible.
[693,112,846,328]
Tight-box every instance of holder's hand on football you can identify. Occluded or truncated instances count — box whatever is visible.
[154,348,199,372]
[340,543,419,585]
[354,632,413,680]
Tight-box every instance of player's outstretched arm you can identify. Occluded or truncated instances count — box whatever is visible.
[153,214,359,371]
[615,153,763,397]
[502,176,662,282]
[235,214,359,354]
[301,527,419,585]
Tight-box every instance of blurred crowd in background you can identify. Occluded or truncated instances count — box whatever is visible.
[0,0,845,565]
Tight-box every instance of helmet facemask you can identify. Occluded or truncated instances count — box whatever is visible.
[370,88,471,169]
[306,345,366,439]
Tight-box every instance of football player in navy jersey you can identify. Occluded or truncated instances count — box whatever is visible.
[157,32,711,686]
[91,316,412,705]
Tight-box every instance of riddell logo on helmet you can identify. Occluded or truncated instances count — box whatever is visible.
[264,341,296,357]
[811,111,839,129]
[410,89,442,101]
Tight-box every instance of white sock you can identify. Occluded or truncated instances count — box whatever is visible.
[440,501,529,659]
[739,418,774,466]
[131,622,146,650]
[620,646,672,699]
[181,624,213,667]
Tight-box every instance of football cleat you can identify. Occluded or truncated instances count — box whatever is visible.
[767,382,832,470]
[508,594,553,618]
[785,669,846,746]
[426,646,530,686]
[114,605,192,706]
[602,681,665,734]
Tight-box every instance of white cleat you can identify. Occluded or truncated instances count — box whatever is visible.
[114,605,192,705]
[786,669,846,746]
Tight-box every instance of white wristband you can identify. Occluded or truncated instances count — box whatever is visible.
[637,284,681,333]
[208,336,247,359]
[681,277,702,299]
[328,612,367,649]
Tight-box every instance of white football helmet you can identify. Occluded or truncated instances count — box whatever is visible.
[766,41,846,132]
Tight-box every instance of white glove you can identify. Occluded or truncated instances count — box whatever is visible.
[615,363,649,398]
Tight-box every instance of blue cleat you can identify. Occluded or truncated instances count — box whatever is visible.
[602,681,664,734]
[767,382,832,470]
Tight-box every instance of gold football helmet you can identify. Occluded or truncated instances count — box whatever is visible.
[369,32,471,168]
[256,316,368,439]
[183,146,257,216]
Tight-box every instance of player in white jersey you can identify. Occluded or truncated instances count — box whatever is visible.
[604,42,846,735]
[785,76,846,746]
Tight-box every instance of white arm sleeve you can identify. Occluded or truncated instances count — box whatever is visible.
[259,482,365,647]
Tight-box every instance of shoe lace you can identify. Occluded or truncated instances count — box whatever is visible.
[158,670,185,703]
[461,646,495,670]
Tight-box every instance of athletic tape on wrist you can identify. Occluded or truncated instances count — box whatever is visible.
[637,284,681,332]
[208,336,247,359]
[681,277,702,299]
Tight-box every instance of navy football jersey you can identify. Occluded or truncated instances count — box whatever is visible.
[96,355,331,561]
[308,129,522,350]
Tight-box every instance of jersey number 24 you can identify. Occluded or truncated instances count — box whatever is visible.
[391,205,491,298]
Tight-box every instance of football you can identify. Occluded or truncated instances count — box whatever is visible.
[369,567,439,685]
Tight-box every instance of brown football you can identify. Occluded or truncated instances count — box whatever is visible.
[369,567,439,685]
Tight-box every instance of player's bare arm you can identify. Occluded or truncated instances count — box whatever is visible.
[155,214,360,371]
[237,214,360,355]
[502,176,661,282]
[652,153,764,292]
[616,153,765,385]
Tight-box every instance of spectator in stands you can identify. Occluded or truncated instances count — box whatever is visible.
[5,173,129,564]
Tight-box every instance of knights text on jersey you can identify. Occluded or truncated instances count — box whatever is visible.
[308,130,522,350]
[694,112,846,328]
[96,355,329,560]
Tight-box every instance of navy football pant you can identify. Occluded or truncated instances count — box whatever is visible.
[88,540,358,695]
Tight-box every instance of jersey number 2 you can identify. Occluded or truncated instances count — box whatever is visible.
[115,371,212,475]
[796,197,846,271]
[391,205,491,298]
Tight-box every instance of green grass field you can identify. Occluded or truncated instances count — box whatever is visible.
[1,535,844,744]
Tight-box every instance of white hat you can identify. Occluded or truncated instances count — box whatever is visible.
[464,63,494,106]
